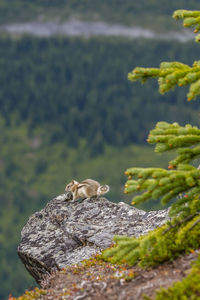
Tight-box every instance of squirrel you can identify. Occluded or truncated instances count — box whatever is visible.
[65,179,110,201]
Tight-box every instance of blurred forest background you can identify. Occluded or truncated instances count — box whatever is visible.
[1,1,200,299]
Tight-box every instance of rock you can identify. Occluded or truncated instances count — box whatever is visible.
[17,194,169,284]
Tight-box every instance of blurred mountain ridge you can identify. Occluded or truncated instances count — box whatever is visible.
[0,0,200,32]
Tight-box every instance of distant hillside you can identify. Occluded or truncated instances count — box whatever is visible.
[0,36,199,151]
[0,0,199,31]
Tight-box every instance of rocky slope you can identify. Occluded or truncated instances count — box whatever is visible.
[17,194,169,284]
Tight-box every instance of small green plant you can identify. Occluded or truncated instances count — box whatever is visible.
[9,287,46,300]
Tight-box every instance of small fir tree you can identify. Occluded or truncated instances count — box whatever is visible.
[103,10,200,297]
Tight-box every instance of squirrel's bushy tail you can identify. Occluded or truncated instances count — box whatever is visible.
[97,185,110,196]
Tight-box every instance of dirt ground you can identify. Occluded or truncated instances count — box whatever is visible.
[28,249,199,300]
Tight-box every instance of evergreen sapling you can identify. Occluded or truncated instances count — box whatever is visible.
[103,9,200,297]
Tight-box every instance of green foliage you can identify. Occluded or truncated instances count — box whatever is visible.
[125,165,200,206]
[124,122,200,206]
[153,253,200,299]
[9,287,47,300]
[103,189,200,266]
[103,167,200,271]
[147,121,200,152]
[149,121,200,167]
[128,10,200,101]
[173,9,200,42]
[128,60,200,101]
[103,216,200,267]
[103,10,200,288]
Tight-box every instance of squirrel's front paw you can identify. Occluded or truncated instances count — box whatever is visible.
[65,191,73,201]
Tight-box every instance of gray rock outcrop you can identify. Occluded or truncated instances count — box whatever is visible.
[17,194,169,284]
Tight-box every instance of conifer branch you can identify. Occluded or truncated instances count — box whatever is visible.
[162,213,199,235]
[148,122,200,152]
[146,122,200,167]
[124,121,200,206]
[173,10,200,40]
[128,11,200,101]
[188,216,200,231]
[104,122,200,266]
[128,61,200,101]
[125,164,200,205]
